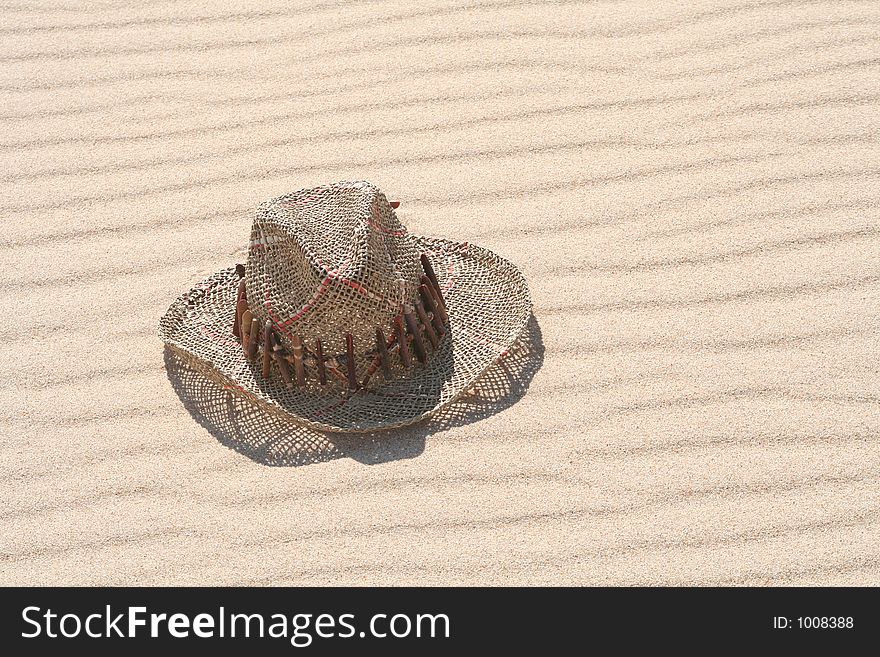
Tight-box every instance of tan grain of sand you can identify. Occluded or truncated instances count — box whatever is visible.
[1,0,878,586]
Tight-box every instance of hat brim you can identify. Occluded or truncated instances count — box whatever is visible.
[159,236,532,432]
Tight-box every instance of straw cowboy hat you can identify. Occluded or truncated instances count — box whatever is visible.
[159,181,532,432]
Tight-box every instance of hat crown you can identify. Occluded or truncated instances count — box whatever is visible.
[245,182,422,360]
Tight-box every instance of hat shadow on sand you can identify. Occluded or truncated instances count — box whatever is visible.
[164,313,544,466]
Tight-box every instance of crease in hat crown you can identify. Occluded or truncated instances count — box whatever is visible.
[245,181,423,367]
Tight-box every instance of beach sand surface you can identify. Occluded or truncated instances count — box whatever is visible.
[1,0,878,585]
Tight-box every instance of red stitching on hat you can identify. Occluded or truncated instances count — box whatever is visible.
[279,187,328,208]
[443,254,456,294]
[363,198,407,236]
[265,267,387,334]
[200,325,241,347]
[457,325,506,353]
[364,217,407,236]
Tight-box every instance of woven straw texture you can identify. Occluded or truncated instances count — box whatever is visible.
[159,182,531,432]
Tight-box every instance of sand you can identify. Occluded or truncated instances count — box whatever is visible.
[1,0,878,586]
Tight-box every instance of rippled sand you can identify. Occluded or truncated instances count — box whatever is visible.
[2,0,878,585]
